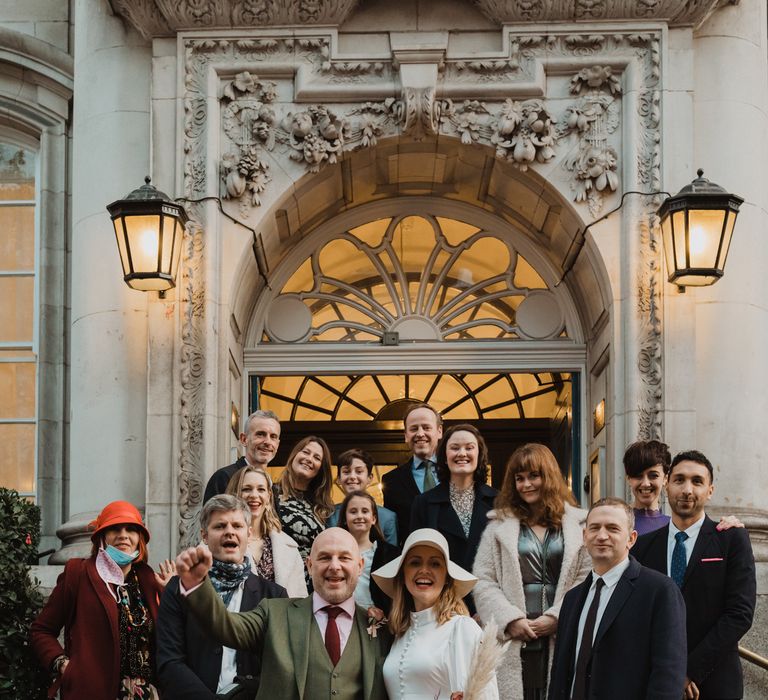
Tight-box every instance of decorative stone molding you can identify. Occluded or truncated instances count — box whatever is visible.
[560,66,621,216]
[637,213,663,441]
[179,28,665,522]
[473,0,729,28]
[111,0,731,38]
[177,219,206,550]
[110,0,359,39]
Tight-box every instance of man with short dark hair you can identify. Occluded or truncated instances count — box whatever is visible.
[548,497,687,700]
[382,403,442,544]
[633,450,756,700]
[157,495,287,699]
[175,527,390,700]
[204,410,281,502]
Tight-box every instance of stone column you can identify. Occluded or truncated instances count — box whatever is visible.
[686,0,768,548]
[51,0,152,561]
[685,1,768,691]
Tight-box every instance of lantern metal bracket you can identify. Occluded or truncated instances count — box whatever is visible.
[175,195,271,289]
[556,190,670,288]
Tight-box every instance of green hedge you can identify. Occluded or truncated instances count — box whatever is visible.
[0,488,49,699]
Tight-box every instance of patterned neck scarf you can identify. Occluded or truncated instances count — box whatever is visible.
[209,556,251,605]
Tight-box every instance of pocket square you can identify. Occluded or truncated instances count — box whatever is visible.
[700,557,724,562]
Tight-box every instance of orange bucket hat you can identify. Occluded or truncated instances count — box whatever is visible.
[89,500,150,543]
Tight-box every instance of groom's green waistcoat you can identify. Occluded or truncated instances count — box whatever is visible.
[305,616,363,699]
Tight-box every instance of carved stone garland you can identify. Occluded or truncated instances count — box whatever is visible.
[179,31,664,535]
[178,218,205,549]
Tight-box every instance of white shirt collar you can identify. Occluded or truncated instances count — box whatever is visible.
[312,592,357,618]
[592,556,630,588]
[671,512,706,538]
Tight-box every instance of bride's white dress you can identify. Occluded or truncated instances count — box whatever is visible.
[382,607,499,700]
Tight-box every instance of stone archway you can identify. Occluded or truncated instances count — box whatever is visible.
[171,24,668,547]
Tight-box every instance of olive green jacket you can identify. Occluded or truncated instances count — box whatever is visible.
[184,578,391,700]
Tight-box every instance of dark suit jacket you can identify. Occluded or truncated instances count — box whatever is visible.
[156,573,287,699]
[185,580,391,700]
[632,516,756,699]
[409,481,497,613]
[369,540,400,614]
[204,457,247,503]
[382,458,421,545]
[548,556,687,700]
[30,559,162,700]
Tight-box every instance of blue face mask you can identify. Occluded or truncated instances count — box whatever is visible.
[105,544,139,567]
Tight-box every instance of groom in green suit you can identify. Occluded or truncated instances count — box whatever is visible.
[175,527,390,700]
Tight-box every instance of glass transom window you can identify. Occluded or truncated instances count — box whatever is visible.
[262,214,566,343]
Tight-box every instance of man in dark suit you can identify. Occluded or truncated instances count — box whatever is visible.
[632,450,756,699]
[203,410,281,502]
[175,527,390,700]
[157,495,287,699]
[549,497,687,700]
[382,403,442,544]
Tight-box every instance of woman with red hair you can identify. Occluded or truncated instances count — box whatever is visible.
[31,501,174,699]
[473,444,591,700]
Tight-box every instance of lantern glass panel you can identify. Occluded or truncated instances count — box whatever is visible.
[169,218,183,280]
[112,218,131,275]
[159,213,177,274]
[717,209,737,270]
[124,214,162,274]
[687,208,726,269]
[672,210,687,270]
[661,213,675,281]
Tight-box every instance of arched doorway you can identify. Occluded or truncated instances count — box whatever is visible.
[242,198,589,499]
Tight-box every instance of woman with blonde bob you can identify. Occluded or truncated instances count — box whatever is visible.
[472,443,591,700]
[373,528,499,700]
[275,435,335,590]
[225,465,308,597]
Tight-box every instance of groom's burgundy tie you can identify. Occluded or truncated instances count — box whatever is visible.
[323,605,343,666]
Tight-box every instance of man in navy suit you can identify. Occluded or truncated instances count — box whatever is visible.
[382,403,442,545]
[632,450,756,699]
[157,495,287,698]
[548,497,687,700]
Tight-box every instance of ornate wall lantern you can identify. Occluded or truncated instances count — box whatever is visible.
[107,177,188,292]
[658,170,743,287]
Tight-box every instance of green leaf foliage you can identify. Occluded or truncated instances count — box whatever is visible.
[0,488,49,699]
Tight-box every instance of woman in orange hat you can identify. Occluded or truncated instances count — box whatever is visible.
[31,500,175,699]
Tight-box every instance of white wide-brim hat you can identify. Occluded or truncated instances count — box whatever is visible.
[371,528,477,599]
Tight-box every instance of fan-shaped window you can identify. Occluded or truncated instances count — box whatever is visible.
[256,372,570,422]
[261,214,566,344]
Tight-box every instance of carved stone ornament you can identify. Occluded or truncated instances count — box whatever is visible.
[111,0,729,38]
[181,29,665,525]
[109,0,359,39]
[560,65,622,216]
[472,0,728,28]
[177,218,206,549]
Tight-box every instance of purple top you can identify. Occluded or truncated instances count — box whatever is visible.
[633,508,670,536]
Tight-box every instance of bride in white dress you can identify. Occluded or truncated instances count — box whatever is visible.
[372,528,499,700]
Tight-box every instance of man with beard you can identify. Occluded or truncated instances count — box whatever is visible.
[175,527,390,700]
[157,495,286,699]
[633,450,756,700]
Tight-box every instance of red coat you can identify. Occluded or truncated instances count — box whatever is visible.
[30,557,162,699]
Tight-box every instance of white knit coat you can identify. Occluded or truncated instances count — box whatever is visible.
[472,503,591,699]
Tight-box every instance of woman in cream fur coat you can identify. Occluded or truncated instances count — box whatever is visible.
[473,444,591,700]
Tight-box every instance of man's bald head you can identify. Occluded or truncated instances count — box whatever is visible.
[307,527,363,604]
